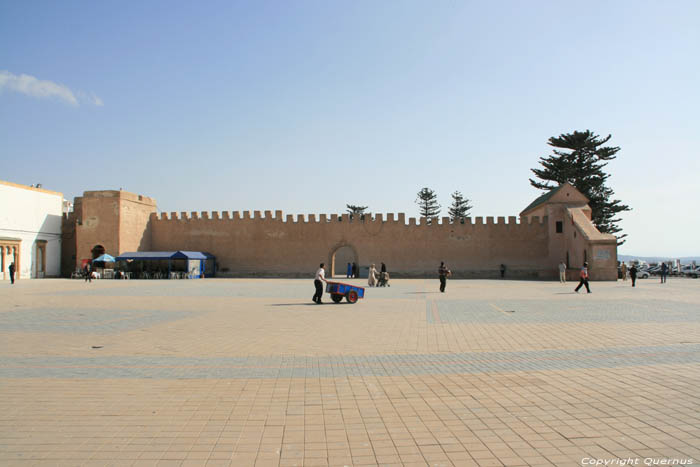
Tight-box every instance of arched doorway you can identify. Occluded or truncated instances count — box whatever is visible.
[329,243,358,278]
[91,245,105,259]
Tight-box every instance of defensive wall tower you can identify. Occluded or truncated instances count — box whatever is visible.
[62,190,156,275]
[62,183,618,280]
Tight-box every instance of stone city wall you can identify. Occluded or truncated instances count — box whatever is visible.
[150,211,553,278]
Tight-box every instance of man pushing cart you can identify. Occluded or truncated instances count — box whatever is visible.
[312,263,365,304]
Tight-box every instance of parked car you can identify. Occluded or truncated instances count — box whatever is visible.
[686,267,700,278]
[637,270,650,279]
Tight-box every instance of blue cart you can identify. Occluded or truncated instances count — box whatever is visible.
[325,281,365,304]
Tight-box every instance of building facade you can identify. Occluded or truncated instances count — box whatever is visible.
[0,180,64,280]
[62,183,618,280]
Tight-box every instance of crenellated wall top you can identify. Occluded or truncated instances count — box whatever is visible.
[151,211,548,227]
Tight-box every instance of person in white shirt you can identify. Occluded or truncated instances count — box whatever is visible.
[559,261,567,283]
[313,263,327,304]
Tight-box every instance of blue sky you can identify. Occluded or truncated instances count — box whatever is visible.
[1,1,698,257]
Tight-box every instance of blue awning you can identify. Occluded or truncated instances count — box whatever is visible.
[172,251,208,260]
[115,251,212,261]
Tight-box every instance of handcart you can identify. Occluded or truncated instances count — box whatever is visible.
[325,281,365,304]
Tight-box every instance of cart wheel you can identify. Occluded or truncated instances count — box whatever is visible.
[346,290,358,304]
[331,294,343,303]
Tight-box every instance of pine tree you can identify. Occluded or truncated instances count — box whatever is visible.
[415,188,441,219]
[530,130,631,244]
[448,191,473,221]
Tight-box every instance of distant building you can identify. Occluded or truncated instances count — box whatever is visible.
[0,180,63,279]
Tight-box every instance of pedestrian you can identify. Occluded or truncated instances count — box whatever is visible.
[621,262,627,281]
[8,262,15,284]
[660,263,668,284]
[352,262,359,278]
[500,264,506,279]
[574,262,590,293]
[439,261,450,293]
[368,264,378,287]
[381,262,386,274]
[312,263,327,304]
[346,262,352,279]
[630,265,638,287]
[84,262,92,283]
[558,261,567,284]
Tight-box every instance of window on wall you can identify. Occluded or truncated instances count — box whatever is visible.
[566,252,570,268]
[555,221,563,233]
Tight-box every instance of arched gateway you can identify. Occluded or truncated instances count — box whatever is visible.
[329,243,358,278]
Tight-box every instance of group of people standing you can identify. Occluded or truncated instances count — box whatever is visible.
[345,262,359,279]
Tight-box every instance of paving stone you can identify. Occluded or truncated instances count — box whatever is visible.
[1,278,699,466]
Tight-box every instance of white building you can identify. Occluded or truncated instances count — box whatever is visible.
[0,180,63,279]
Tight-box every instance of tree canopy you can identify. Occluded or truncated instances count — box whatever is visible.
[448,191,473,221]
[345,204,368,216]
[530,130,631,244]
[415,187,441,219]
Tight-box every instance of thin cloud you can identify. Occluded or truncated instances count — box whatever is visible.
[0,70,103,106]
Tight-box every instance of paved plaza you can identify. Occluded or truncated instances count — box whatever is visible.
[1,277,699,467]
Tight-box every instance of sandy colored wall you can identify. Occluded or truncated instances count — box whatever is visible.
[150,212,552,279]
[117,193,157,252]
[67,191,156,271]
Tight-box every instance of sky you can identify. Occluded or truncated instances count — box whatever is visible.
[1,1,698,257]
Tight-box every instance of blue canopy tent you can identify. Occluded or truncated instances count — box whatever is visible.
[93,253,116,262]
[115,251,214,278]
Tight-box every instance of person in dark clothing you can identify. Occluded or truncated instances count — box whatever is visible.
[352,262,358,278]
[346,262,352,278]
[500,264,506,279]
[439,262,450,292]
[630,265,638,287]
[381,263,386,273]
[660,263,668,283]
[8,262,15,284]
[574,262,590,293]
[84,262,92,283]
[313,263,327,304]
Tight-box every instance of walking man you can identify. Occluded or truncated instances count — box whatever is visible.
[500,264,506,279]
[660,263,668,283]
[8,262,15,284]
[630,264,638,287]
[574,262,590,293]
[312,263,327,304]
[439,261,450,293]
[558,261,567,284]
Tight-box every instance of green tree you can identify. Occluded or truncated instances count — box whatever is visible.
[346,204,368,219]
[448,191,473,221]
[530,130,631,244]
[415,187,441,219]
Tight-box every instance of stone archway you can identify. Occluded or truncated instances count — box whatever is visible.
[91,244,105,259]
[329,243,358,278]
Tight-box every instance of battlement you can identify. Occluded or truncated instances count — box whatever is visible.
[151,211,548,228]
[80,189,157,206]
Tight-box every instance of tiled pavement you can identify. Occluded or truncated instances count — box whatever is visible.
[1,278,699,466]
